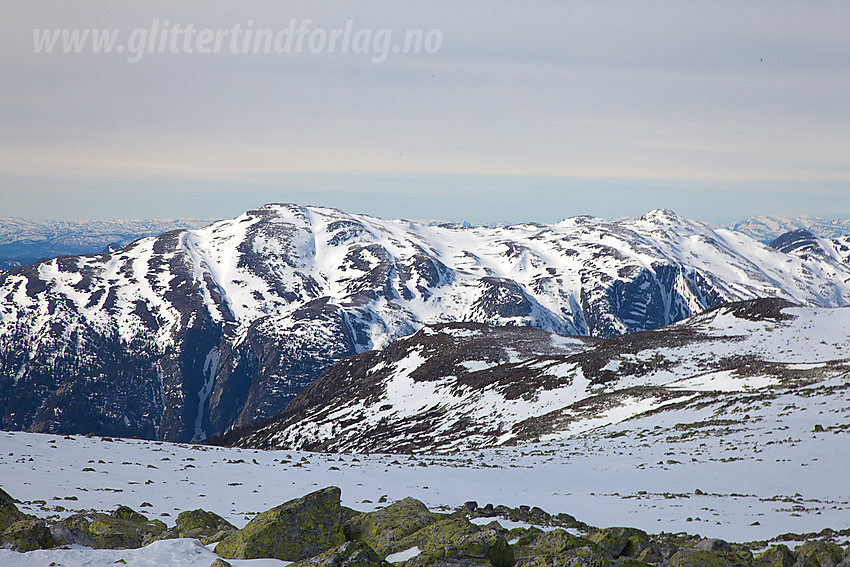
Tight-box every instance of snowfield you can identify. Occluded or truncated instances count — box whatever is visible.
[1,377,848,565]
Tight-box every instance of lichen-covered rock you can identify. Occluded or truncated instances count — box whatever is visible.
[2,518,57,552]
[694,538,733,554]
[54,506,167,549]
[669,547,755,566]
[394,516,513,567]
[511,527,610,567]
[346,497,441,555]
[293,541,390,567]
[588,527,650,559]
[756,545,796,567]
[210,559,232,567]
[215,486,346,561]
[793,541,846,567]
[0,487,25,533]
[159,509,237,544]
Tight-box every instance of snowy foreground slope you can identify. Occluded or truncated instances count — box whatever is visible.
[0,378,847,566]
[227,299,850,454]
[2,204,850,443]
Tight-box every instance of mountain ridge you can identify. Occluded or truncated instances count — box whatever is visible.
[222,297,850,453]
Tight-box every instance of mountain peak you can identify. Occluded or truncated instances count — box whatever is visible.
[638,209,685,224]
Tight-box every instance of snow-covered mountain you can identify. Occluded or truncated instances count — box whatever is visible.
[0,217,214,269]
[226,298,850,453]
[723,215,850,243]
[2,204,850,443]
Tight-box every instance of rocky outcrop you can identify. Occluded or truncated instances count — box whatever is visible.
[2,485,849,567]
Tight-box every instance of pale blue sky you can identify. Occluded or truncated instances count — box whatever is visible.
[1,1,849,223]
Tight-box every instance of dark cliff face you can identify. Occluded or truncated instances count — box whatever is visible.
[1,204,849,442]
[769,229,826,260]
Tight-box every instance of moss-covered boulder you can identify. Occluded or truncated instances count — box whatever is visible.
[215,486,347,561]
[346,497,441,556]
[159,509,237,544]
[0,487,25,533]
[392,516,513,567]
[588,527,651,559]
[755,544,796,567]
[53,506,167,549]
[2,518,57,552]
[511,527,610,567]
[669,547,755,566]
[293,541,390,567]
[793,541,846,567]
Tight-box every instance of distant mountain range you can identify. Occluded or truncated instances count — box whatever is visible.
[3,213,848,270]
[1,204,849,443]
[719,215,850,243]
[0,218,215,269]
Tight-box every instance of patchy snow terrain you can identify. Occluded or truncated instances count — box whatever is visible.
[229,299,850,456]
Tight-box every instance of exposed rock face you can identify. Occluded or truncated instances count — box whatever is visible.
[2,204,850,442]
[770,229,828,259]
[215,486,348,561]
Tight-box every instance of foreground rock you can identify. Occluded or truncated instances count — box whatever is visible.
[53,505,167,548]
[160,508,237,544]
[1,485,849,567]
[215,486,350,560]
[0,487,25,533]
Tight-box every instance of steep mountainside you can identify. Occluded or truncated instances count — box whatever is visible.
[2,204,850,442]
[0,217,214,269]
[227,298,850,453]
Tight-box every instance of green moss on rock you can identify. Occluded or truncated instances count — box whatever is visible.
[793,540,846,567]
[669,548,755,567]
[215,486,346,561]
[0,486,25,533]
[512,528,592,559]
[588,527,651,559]
[345,497,441,555]
[293,541,390,567]
[755,544,795,567]
[2,518,57,552]
[54,507,166,549]
[396,517,513,567]
[159,509,237,543]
